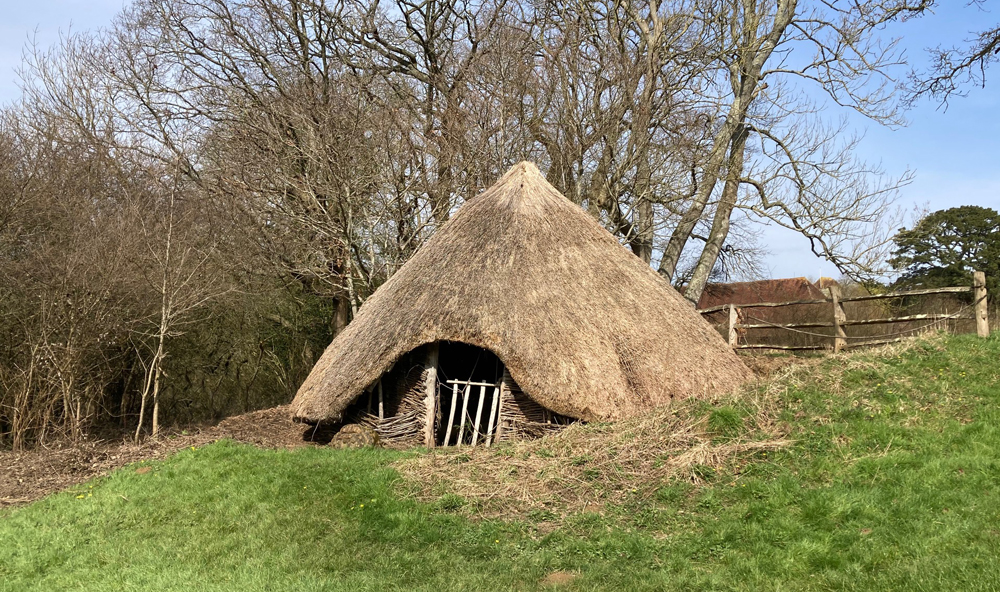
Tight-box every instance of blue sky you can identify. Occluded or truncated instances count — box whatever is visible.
[1,1,997,281]
[0,1,125,99]
[758,5,1000,279]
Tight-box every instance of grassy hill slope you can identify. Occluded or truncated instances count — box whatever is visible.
[2,333,1000,591]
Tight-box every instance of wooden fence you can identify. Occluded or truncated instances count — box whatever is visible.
[698,271,990,352]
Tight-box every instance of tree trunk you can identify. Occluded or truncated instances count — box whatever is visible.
[658,0,795,281]
[683,124,749,304]
[657,116,739,280]
[151,352,164,438]
[332,294,351,337]
[634,197,654,264]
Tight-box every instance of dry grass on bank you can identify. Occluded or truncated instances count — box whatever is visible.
[395,336,949,520]
[396,372,797,519]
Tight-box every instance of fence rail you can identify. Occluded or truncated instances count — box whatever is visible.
[699,271,989,352]
[839,286,972,303]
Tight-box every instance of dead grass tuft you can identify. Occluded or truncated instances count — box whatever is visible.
[541,571,578,586]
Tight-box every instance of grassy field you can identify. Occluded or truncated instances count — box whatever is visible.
[3,333,1000,591]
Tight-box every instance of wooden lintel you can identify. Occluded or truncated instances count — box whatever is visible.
[444,380,499,388]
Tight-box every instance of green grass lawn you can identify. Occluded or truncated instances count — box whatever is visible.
[3,333,1000,591]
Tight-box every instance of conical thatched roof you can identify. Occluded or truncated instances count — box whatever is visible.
[291,162,751,424]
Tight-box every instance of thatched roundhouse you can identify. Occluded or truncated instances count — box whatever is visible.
[291,162,751,447]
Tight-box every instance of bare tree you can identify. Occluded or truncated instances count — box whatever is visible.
[652,0,923,304]
[0,107,141,447]
[131,169,229,440]
[518,0,715,264]
[88,0,517,334]
[324,0,517,218]
[905,1,1000,103]
[11,30,234,443]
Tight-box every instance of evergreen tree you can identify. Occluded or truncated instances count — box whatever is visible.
[889,206,1000,298]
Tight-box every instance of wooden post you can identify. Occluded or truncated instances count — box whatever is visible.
[422,343,439,448]
[457,383,471,446]
[828,285,847,353]
[494,377,507,443]
[727,304,738,347]
[443,383,459,447]
[974,271,989,338]
[377,379,384,421]
[471,385,487,446]
[485,385,501,447]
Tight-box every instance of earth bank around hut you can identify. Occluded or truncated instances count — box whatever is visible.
[5,334,1000,591]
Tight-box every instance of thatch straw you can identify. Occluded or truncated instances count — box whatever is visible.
[291,162,752,425]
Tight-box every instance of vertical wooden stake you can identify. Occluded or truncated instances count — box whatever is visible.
[727,304,738,348]
[828,285,847,353]
[485,385,500,447]
[457,383,471,446]
[974,270,989,338]
[443,383,459,447]
[494,377,507,442]
[471,385,487,446]
[422,343,439,448]
[377,379,384,421]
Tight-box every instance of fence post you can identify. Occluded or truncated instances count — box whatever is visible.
[728,304,739,348]
[974,271,989,338]
[827,285,847,353]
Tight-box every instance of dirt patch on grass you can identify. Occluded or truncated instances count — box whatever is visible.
[1,405,317,507]
[541,571,578,586]
[211,405,326,448]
